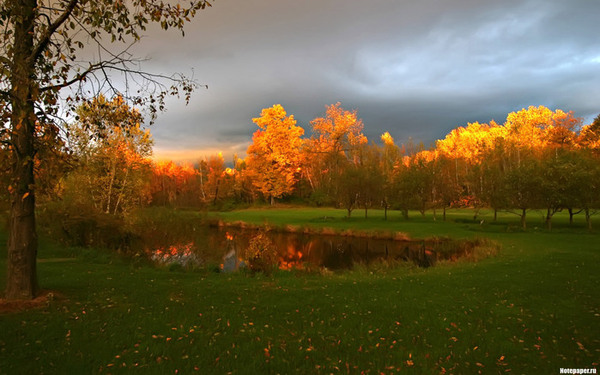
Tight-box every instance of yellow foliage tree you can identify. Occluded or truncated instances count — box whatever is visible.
[246,105,305,204]
[303,103,368,194]
[436,121,505,164]
[309,102,368,157]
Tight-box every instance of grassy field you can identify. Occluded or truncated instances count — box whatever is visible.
[0,208,599,374]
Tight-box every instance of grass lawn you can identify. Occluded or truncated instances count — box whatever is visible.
[0,208,599,374]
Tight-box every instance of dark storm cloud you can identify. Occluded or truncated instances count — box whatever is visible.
[140,0,600,160]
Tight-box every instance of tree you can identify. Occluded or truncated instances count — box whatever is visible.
[1,0,211,299]
[203,152,234,205]
[151,160,199,207]
[355,144,383,218]
[379,132,401,220]
[304,102,367,202]
[502,159,543,230]
[431,154,461,221]
[67,95,153,216]
[578,114,600,152]
[407,150,436,217]
[245,105,304,204]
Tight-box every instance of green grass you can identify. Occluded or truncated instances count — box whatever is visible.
[1,208,599,374]
[212,206,597,238]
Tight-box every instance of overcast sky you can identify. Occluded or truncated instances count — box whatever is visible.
[136,0,600,162]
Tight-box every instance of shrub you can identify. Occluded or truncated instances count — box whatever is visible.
[241,231,279,274]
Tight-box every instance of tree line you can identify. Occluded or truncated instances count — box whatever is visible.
[7,98,598,234]
[242,103,600,231]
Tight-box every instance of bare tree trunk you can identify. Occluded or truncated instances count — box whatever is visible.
[568,208,574,226]
[521,208,527,230]
[213,178,220,205]
[105,157,117,213]
[199,167,206,201]
[585,208,592,231]
[6,0,39,300]
[305,169,315,191]
[545,208,552,231]
[113,164,130,215]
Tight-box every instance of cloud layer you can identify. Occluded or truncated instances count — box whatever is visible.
[140,0,600,161]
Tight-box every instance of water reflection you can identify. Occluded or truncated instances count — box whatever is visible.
[279,243,304,270]
[145,227,476,271]
[221,232,245,272]
[149,242,203,267]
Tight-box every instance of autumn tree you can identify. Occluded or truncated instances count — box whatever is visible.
[66,95,153,216]
[477,140,510,221]
[304,102,367,201]
[151,160,199,207]
[436,120,505,211]
[577,114,600,152]
[246,105,304,204]
[499,157,543,230]
[1,0,211,299]
[204,152,234,205]
[379,132,401,220]
[431,154,462,221]
[502,106,579,164]
[334,164,361,217]
[355,144,383,218]
[388,145,434,219]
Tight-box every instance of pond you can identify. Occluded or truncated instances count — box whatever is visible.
[144,225,484,271]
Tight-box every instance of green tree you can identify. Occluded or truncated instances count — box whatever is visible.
[432,154,461,221]
[355,144,383,219]
[335,164,361,218]
[1,0,211,299]
[503,159,543,230]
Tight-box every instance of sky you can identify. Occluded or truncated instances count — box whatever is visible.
[135,0,600,162]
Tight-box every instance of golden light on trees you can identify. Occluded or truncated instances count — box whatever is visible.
[64,96,154,215]
[309,102,368,155]
[245,104,305,204]
[381,132,395,146]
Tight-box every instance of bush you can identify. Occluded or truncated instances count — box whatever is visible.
[240,231,279,274]
[308,189,332,207]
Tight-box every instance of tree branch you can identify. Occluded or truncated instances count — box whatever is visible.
[39,60,103,93]
[29,0,79,64]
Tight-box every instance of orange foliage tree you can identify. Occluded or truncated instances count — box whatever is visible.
[246,105,305,204]
[303,103,368,203]
[65,95,154,216]
[201,152,236,205]
[151,161,199,206]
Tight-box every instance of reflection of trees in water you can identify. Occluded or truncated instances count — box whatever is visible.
[319,239,354,269]
[143,226,479,270]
